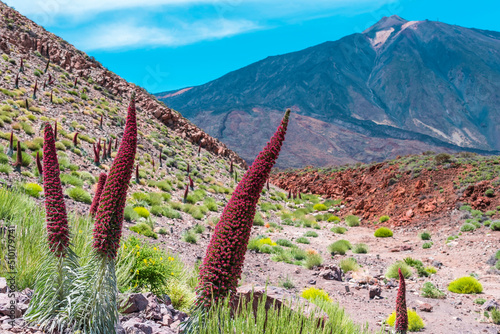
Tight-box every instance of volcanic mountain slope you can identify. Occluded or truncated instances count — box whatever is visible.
[158,15,500,168]
[270,152,500,227]
[0,0,248,217]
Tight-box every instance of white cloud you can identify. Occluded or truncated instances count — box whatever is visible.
[75,18,261,50]
[8,0,397,19]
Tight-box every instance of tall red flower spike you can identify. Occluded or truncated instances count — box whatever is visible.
[229,160,233,174]
[36,151,43,177]
[198,142,202,156]
[266,180,269,191]
[8,131,13,154]
[102,142,107,161]
[107,139,112,157]
[135,164,139,182]
[395,268,408,334]
[189,175,194,190]
[54,121,57,140]
[92,93,137,259]
[73,132,79,147]
[196,109,290,307]
[183,184,189,203]
[90,173,107,216]
[13,141,22,168]
[42,123,70,256]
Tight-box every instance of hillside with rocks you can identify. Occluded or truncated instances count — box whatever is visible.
[158,15,500,168]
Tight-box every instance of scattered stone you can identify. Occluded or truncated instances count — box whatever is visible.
[482,299,499,311]
[369,287,381,299]
[418,303,433,312]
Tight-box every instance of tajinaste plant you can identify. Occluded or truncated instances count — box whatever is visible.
[195,109,290,309]
[72,132,78,147]
[36,151,43,178]
[64,93,137,333]
[7,131,13,156]
[25,123,77,331]
[13,140,22,170]
[395,268,408,334]
[89,173,107,216]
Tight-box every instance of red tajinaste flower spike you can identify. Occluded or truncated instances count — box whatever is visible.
[13,141,22,168]
[183,184,189,203]
[189,175,194,190]
[266,180,269,191]
[107,138,112,157]
[97,139,101,153]
[8,131,13,155]
[19,58,24,73]
[14,73,19,89]
[196,109,290,308]
[93,144,100,165]
[395,268,408,334]
[288,189,292,199]
[73,132,78,147]
[74,77,78,88]
[198,142,202,156]
[44,59,50,73]
[90,173,107,216]
[92,93,137,259]
[115,137,118,149]
[229,160,233,174]
[54,120,57,140]
[42,123,70,256]
[33,80,38,99]
[151,158,155,170]
[43,80,46,90]
[100,115,103,128]
[50,90,53,103]
[135,164,139,182]
[25,98,29,110]
[102,142,107,161]
[187,163,190,175]
[48,73,52,84]
[36,151,43,177]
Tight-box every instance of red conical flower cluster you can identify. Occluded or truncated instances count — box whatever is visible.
[196,109,291,307]
[92,94,137,259]
[42,123,70,256]
[395,268,408,333]
[89,173,107,216]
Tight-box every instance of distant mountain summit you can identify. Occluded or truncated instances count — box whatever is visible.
[157,16,500,168]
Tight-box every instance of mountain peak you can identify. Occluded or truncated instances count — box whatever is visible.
[363,15,409,34]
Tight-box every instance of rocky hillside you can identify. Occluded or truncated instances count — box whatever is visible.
[158,15,500,168]
[271,152,500,227]
[0,1,245,168]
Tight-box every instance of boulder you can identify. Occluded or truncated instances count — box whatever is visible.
[120,294,149,314]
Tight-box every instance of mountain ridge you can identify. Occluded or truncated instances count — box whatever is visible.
[157,15,500,168]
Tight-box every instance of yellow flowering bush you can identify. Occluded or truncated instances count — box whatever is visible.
[121,236,184,295]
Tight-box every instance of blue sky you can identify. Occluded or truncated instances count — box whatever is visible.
[6,0,500,93]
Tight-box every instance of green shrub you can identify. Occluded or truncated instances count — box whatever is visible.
[121,236,182,295]
[290,248,307,261]
[130,222,158,239]
[313,203,327,211]
[327,215,340,223]
[23,183,42,198]
[0,163,12,175]
[490,221,500,231]
[485,189,495,197]
[301,287,330,303]
[374,227,393,237]
[66,187,91,204]
[133,207,150,219]
[386,309,424,332]
[296,237,310,244]
[379,215,390,223]
[276,239,294,247]
[447,277,483,294]
[124,206,139,221]
[460,223,476,232]
[193,224,205,234]
[419,231,431,240]
[304,253,323,269]
[182,230,198,244]
[60,174,84,187]
[253,212,264,226]
[352,243,369,254]
[422,242,433,249]
[474,298,486,305]
[328,240,352,255]
[421,282,445,299]
[339,258,360,272]
[304,231,318,238]
[345,215,359,227]
[491,308,500,325]
[386,261,413,279]
[330,226,346,234]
